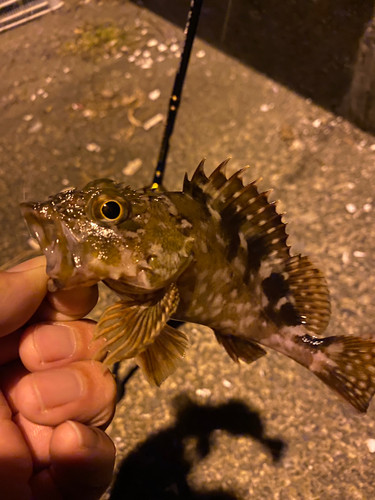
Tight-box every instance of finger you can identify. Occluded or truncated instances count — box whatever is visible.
[20,320,104,372]
[49,421,115,500]
[13,412,54,471]
[0,359,29,415]
[33,285,99,323]
[0,329,22,365]
[1,364,55,471]
[0,257,47,337]
[0,391,33,500]
[29,469,64,500]
[15,361,116,427]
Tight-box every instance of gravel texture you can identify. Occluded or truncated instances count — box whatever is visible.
[1,1,375,499]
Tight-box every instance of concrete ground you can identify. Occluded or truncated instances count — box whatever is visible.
[1,1,375,499]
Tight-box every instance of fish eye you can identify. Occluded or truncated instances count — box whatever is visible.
[87,192,130,225]
[100,200,122,220]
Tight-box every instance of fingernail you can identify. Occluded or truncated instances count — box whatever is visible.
[67,420,100,449]
[32,369,84,410]
[7,256,46,273]
[33,324,77,363]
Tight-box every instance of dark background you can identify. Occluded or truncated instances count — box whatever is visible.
[135,0,374,115]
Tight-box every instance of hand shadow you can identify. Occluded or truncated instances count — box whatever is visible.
[110,394,287,499]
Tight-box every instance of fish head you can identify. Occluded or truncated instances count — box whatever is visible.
[21,179,194,292]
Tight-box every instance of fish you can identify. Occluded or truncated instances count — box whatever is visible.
[21,159,375,412]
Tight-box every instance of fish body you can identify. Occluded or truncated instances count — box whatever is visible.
[21,159,375,412]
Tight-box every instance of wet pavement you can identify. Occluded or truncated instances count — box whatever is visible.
[1,1,375,499]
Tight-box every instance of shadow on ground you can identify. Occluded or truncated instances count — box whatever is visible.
[110,394,286,499]
[134,0,374,113]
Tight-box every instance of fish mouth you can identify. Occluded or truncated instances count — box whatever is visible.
[21,203,55,246]
[21,202,72,289]
[21,202,99,291]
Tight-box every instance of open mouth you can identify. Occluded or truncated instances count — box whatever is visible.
[20,201,74,290]
[20,201,102,291]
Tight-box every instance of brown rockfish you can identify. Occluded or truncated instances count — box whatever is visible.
[21,159,375,412]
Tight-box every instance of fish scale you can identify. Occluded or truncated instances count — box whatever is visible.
[21,158,375,413]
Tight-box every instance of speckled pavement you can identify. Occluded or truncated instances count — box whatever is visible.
[1,1,375,499]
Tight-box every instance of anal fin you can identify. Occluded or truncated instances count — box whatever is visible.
[215,331,266,364]
[136,324,188,386]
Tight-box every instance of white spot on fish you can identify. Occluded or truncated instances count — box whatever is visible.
[275,297,288,310]
[216,234,226,246]
[220,319,236,329]
[310,350,336,372]
[161,196,179,216]
[259,261,273,280]
[212,295,223,308]
[208,205,221,221]
[180,219,192,229]
[200,269,209,280]
[235,303,246,315]
[261,294,269,308]
[233,256,245,274]
[123,230,141,239]
[238,316,255,331]
[211,307,222,317]
[239,231,247,250]
[325,342,344,356]
[200,240,208,253]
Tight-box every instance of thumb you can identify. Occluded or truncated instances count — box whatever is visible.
[0,257,48,337]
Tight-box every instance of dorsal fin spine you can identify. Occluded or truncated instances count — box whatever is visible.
[185,159,293,264]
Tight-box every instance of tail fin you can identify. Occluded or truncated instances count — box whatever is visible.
[301,334,375,412]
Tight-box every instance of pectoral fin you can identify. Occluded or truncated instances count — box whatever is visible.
[136,324,188,386]
[215,331,266,364]
[93,283,180,366]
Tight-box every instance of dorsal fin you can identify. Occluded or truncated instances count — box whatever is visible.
[184,159,331,333]
[183,159,291,264]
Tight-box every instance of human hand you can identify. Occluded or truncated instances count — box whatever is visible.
[0,257,117,500]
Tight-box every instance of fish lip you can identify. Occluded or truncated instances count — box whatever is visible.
[21,202,53,248]
[21,201,103,290]
[21,201,72,282]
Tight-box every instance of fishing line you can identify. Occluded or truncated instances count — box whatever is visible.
[151,0,204,190]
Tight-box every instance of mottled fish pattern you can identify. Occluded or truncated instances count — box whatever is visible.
[21,159,375,412]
